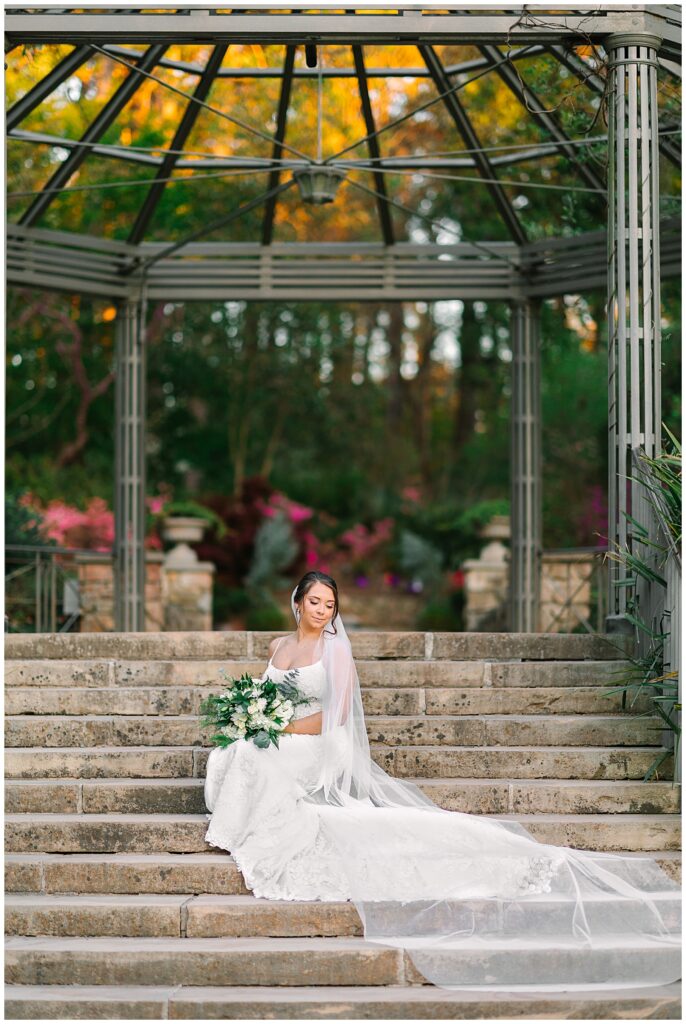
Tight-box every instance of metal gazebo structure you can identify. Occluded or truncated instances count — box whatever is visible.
[5,6,682,644]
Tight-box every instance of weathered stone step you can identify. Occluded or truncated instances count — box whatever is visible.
[5,934,678,988]
[5,852,250,895]
[3,686,421,718]
[5,630,632,663]
[365,715,663,747]
[6,743,674,781]
[5,684,648,717]
[5,777,681,816]
[7,849,680,897]
[6,888,681,939]
[5,658,633,690]
[5,812,681,854]
[4,982,682,1021]
[380,744,674,780]
[4,936,404,987]
[5,894,195,938]
[5,746,201,780]
[6,713,663,749]
[5,716,210,748]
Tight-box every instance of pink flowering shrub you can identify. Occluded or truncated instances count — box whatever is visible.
[257,491,314,524]
[340,518,394,565]
[19,493,115,551]
[19,491,170,551]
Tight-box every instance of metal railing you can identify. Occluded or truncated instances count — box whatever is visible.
[539,547,609,635]
[4,544,112,633]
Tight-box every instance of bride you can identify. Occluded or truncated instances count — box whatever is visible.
[205,571,681,992]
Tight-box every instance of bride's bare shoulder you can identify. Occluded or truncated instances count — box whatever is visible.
[267,633,294,659]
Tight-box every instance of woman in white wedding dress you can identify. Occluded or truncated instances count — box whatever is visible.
[205,571,681,992]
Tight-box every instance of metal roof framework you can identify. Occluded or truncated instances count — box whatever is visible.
[4,5,682,637]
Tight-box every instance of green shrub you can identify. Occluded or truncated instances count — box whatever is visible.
[213,585,250,626]
[245,603,287,631]
[5,491,48,546]
[417,591,465,631]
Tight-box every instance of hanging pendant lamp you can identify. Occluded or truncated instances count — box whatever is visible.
[293,45,345,205]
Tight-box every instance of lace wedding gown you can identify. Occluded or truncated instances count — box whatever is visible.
[203,651,681,992]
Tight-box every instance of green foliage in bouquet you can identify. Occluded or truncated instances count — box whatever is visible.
[199,668,313,750]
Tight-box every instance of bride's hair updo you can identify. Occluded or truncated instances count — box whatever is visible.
[293,571,339,636]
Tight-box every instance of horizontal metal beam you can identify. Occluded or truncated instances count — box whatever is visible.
[6,219,680,303]
[6,11,680,52]
[96,42,545,79]
[7,128,575,171]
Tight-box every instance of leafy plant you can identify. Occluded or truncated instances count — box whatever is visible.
[601,427,681,781]
[160,499,228,539]
[244,509,299,607]
[417,591,465,631]
[397,529,444,591]
[5,491,49,546]
[245,603,287,631]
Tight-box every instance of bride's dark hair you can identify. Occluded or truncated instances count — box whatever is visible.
[293,571,339,636]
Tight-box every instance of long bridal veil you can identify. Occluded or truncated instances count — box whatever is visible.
[300,589,681,992]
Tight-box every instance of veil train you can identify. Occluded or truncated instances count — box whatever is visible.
[300,587,681,992]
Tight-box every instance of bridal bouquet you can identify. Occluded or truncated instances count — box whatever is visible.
[199,668,314,750]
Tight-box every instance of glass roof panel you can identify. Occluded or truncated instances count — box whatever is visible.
[26,154,159,239]
[7,138,64,223]
[181,72,282,162]
[6,42,80,110]
[272,168,385,243]
[9,49,133,138]
[143,168,272,243]
[388,166,519,243]
[4,31,680,247]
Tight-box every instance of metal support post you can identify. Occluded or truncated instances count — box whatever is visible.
[114,289,148,632]
[510,299,542,633]
[606,33,663,626]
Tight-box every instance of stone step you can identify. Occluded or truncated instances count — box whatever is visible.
[5,713,664,749]
[4,982,682,1020]
[5,812,681,855]
[5,630,632,663]
[7,850,681,896]
[6,743,674,781]
[4,936,404,987]
[5,776,681,816]
[4,934,678,988]
[6,888,681,939]
[5,746,199,779]
[5,658,633,690]
[380,744,674,780]
[5,852,250,895]
[5,684,649,717]
[365,715,663,747]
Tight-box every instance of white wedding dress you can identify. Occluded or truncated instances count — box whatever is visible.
[203,644,681,992]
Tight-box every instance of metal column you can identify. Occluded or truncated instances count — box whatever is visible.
[606,33,663,623]
[510,299,542,633]
[114,290,148,632]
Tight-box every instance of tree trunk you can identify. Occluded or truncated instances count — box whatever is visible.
[453,300,481,453]
[386,302,405,432]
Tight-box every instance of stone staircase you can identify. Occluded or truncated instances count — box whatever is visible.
[4,630,682,1019]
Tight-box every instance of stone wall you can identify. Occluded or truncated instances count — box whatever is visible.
[75,552,214,632]
[463,550,598,633]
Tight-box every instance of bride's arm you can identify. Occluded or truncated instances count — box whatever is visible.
[283,711,322,735]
